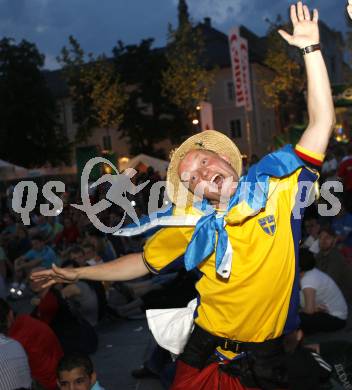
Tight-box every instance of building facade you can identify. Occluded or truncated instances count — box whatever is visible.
[45,12,345,163]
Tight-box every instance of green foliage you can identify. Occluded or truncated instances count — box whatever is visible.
[85,55,127,130]
[345,11,352,79]
[113,39,188,155]
[162,20,214,121]
[261,18,306,129]
[57,36,95,142]
[0,38,70,167]
[58,36,127,142]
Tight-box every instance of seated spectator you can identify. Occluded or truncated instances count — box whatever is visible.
[61,260,100,327]
[85,229,116,262]
[301,216,320,254]
[337,144,352,212]
[8,225,31,260]
[299,249,348,334]
[1,213,17,237]
[29,215,53,240]
[316,227,352,303]
[11,234,58,295]
[108,212,126,257]
[321,149,338,178]
[57,353,105,390]
[82,243,103,266]
[284,329,352,389]
[0,242,8,298]
[54,217,79,248]
[130,270,198,385]
[113,269,197,319]
[48,217,64,243]
[30,269,98,355]
[68,246,86,266]
[0,299,32,390]
[0,298,64,390]
[0,275,5,299]
[331,201,352,248]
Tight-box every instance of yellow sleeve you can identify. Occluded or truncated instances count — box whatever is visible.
[143,226,195,273]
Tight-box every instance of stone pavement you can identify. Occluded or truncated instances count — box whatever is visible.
[93,318,164,390]
[12,296,164,390]
[11,295,352,390]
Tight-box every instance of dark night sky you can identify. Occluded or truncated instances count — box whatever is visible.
[0,0,349,69]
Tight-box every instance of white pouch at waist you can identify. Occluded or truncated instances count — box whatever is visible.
[146,298,197,355]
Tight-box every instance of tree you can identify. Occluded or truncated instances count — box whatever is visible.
[58,36,127,143]
[345,11,352,83]
[162,5,214,124]
[113,39,188,156]
[261,17,306,131]
[0,38,70,167]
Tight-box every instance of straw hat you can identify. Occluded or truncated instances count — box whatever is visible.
[166,130,243,207]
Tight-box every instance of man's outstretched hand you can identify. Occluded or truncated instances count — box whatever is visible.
[348,0,352,20]
[278,2,319,49]
[31,264,79,289]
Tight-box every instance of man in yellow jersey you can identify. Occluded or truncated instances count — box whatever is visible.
[33,2,335,389]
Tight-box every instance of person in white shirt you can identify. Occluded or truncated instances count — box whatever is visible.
[0,299,32,390]
[299,249,348,334]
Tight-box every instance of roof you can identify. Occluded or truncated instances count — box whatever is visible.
[119,154,169,175]
[43,18,340,97]
[0,159,25,170]
[196,21,267,69]
[43,69,69,98]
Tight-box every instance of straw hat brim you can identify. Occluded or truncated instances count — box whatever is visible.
[166,130,243,207]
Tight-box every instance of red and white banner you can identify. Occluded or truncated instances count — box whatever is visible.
[199,101,214,131]
[228,27,253,111]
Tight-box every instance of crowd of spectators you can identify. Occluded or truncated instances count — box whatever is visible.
[0,145,352,389]
[298,142,352,334]
[0,166,173,389]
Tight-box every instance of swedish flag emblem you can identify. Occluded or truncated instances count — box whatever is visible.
[258,215,276,236]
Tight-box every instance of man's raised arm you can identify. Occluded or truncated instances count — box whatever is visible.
[279,2,335,155]
[31,252,150,288]
[348,0,352,20]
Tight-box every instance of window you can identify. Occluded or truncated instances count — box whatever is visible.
[230,119,242,138]
[226,81,235,101]
[103,135,112,151]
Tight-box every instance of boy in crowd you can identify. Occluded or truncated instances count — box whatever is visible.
[57,353,105,390]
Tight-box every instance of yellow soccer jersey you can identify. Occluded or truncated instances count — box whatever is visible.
[143,147,321,355]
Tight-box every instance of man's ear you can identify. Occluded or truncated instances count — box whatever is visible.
[91,372,97,386]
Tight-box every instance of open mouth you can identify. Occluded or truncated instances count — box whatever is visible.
[210,174,224,189]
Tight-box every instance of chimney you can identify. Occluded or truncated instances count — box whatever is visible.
[204,17,211,27]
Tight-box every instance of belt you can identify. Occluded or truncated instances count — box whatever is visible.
[193,324,283,354]
[218,335,283,354]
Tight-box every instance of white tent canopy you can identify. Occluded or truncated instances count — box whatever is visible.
[0,159,25,170]
[119,154,169,177]
[0,159,27,179]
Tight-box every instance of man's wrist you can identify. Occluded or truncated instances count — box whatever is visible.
[76,267,84,280]
[301,43,321,55]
